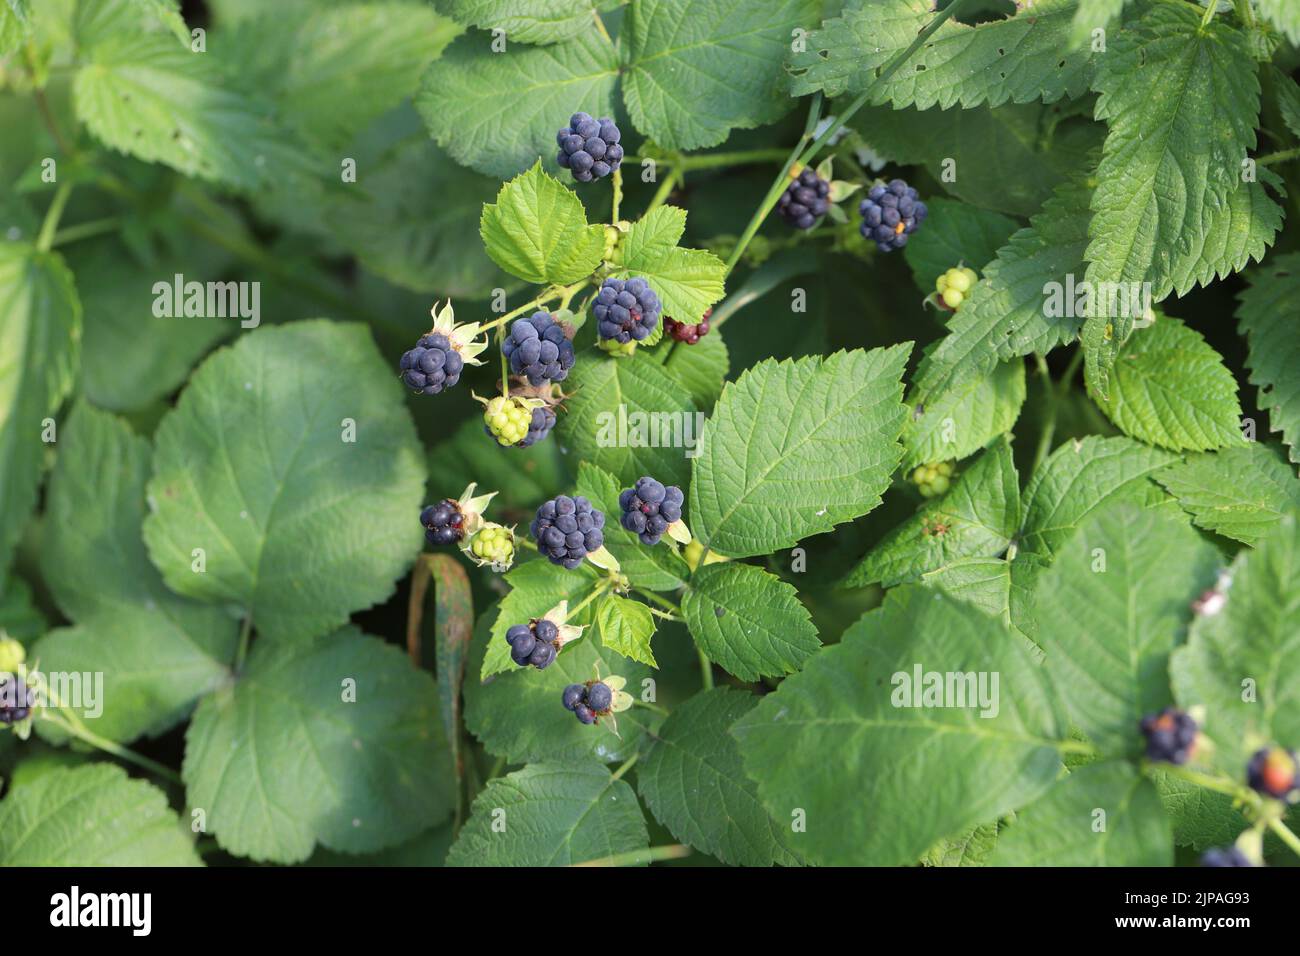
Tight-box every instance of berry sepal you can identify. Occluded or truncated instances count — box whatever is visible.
[585,544,621,574]
[812,157,861,204]
[541,600,588,652]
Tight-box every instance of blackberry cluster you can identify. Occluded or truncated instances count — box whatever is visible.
[420,499,464,545]
[664,307,712,345]
[470,526,513,565]
[556,112,623,183]
[483,396,533,446]
[505,619,559,670]
[859,179,927,252]
[593,277,660,344]
[619,476,684,546]
[912,461,954,498]
[776,168,830,230]
[502,312,575,386]
[1140,708,1198,764]
[0,675,33,724]
[518,405,556,448]
[562,681,613,725]
[1201,847,1255,867]
[532,495,604,569]
[1247,746,1299,800]
[399,332,465,394]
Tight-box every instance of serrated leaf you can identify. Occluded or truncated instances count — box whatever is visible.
[0,574,46,645]
[691,346,909,558]
[1171,515,1300,776]
[480,161,606,285]
[992,761,1172,866]
[1018,435,1177,560]
[446,762,648,866]
[1152,768,1246,851]
[734,587,1065,866]
[921,556,1013,627]
[143,321,427,643]
[682,561,819,681]
[435,0,601,45]
[921,821,999,867]
[654,329,729,411]
[1237,253,1300,464]
[846,439,1020,588]
[416,29,619,179]
[483,558,600,679]
[597,594,657,667]
[128,0,190,44]
[184,627,454,863]
[1273,67,1300,140]
[1068,0,1124,46]
[1163,173,1284,298]
[610,206,727,324]
[903,358,1026,471]
[0,0,32,56]
[622,0,818,151]
[0,764,200,866]
[638,688,800,866]
[1157,444,1300,546]
[575,463,690,592]
[1258,0,1300,44]
[901,198,1020,294]
[1035,502,1220,756]
[789,0,1094,108]
[0,244,80,579]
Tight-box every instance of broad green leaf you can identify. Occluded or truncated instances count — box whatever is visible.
[143,321,427,643]
[435,0,602,45]
[846,439,1020,588]
[1237,253,1300,464]
[655,329,729,411]
[480,161,606,285]
[1082,3,1259,397]
[1035,502,1219,756]
[1163,173,1284,299]
[921,556,1013,627]
[902,358,1026,471]
[1069,0,1124,46]
[1153,769,1246,851]
[574,463,689,592]
[913,180,1091,403]
[638,688,800,866]
[1088,316,1245,452]
[610,206,727,324]
[1258,0,1300,44]
[0,574,46,645]
[734,587,1065,866]
[682,561,819,681]
[1274,67,1300,140]
[622,0,818,151]
[446,762,648,866]
[788,0,1094,108]
[0,0,32,55]
[184,627,454,863]
[0,764,200,866]
[597,594,657,667]
[1156,444,1300,546]
[992,762,1172,866]
[483,558,600,679]
[691,346,910,558]
[416,29,619,178]
[0,244,80,578]
[1171,515,1300,776]
[901,199,1020,294]
[1018,435,1177,560]
[921,821,999,867]
[558,350,698,490]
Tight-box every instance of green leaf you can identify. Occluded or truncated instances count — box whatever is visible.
[446,762,648,866]
[622,0,818,151]
[1018,435,1177,560]
[184,627,454,863]
[558,350,698,490]
[682,561,819,681]
[0,0,32,56]
[0,244,80,578]
[1068,0,1124,46]
[638,688,800,866]
[788,0,1094,108]
[0,574,47,645]
[992,762,1172,866]
[902,358,1026,471]
[127,0,190,44]
[901,198,1020,294]
[435,0,602,45]
[691,346,909,558]
[0,763,200,866]
[1152,769,1246,851]
[610,206,727,325]
[1273,67,1300,140]
[1156,444,1300,547]
[653,328,729,411]
[483,558,600,679]
[1258,0,1300,44]
[416,29,619,178]
[1237,253,1300,464]
[734,587,1065,866]
[1034,502,1220,756]
[1088,316,1245,452]
[35,404,237,743]
[427,415,566,515]
[1163,173,1284,298]
[142,321,427,643]
[921,821,999,867]
[597,594,657,667]
[574,462,690,592]
[846,439,1020,588]
[921,556,1014,628]
[480,160,606,285]
[1171,515,1300,776]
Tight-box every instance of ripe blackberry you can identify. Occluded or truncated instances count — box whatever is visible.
[777,168,830,230]
[859,179,927,252]
[574,703,596,725]
[556,112,623,183]
[619,476,684,546]
[506,618,560,670]
[502,312,575,386]
[561,680,613,724]
[518,406,556,448]
[1201,847,1255,867]
[420,499,464,546]
[586,681,613,713]
[1247,746,1299,800]
[593,277,660,344]
[532,495,604,569]
[0,675,34,724]
[562,684,586,711]
[1139,708,1199,764]
[664,307,712,345]
[399,332,465,394]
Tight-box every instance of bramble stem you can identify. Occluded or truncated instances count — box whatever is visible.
[50,216,122,247]
[480,278,592,333]
[633,588,681,615]
[1030,348,1083,477]
[634,699,670,717]
[43,711,182,786]
[629,149,791,171]
[36,181,74,253]
[567,581,610,620]
[572,844,690,867]
[611,167,623,222]
[1268,818,1300,857]
[234,613,254,671]
[645,167,681,215]
[610,752,639,782]
[697,647,715,690]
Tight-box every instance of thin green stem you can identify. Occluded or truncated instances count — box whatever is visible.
[36,181,74,253]
[1268,818,1300,857]
[480,279,591,333]
[633,588,681,615]
[697,646,715,690]
[567,580,610,620]
[644,606,683,623]
[1030,348,1083,476]
[611,167,623,222]
[1156,763,1246,799]
[632,148,791,171]
[634,699,670,717]
[1233,0,1255,27]
[1259,146,1300,166]
[645,167,681,215]
[610,752,639,782]
[1200,0,1218,28]
[592,8,613,45]
[572,844,690,867]
[50,216,122,247]
[43,712,182,786]
[234,614,253,672]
